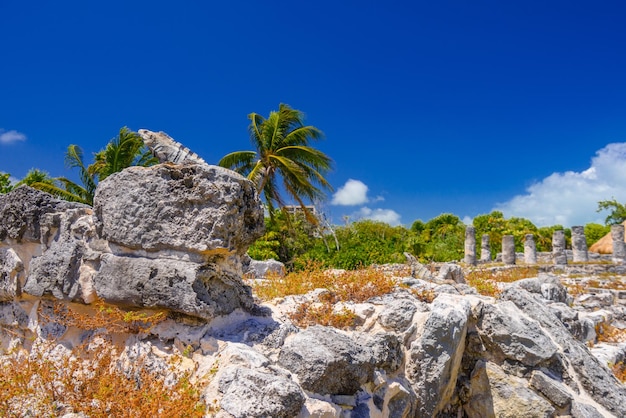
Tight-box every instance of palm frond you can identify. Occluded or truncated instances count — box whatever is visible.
[218,151,257,175]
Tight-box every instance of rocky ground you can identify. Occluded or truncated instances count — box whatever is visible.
[1,163,626,417]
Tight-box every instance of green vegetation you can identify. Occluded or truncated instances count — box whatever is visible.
[1,127,156,205]
[597,198,626,225]
[219,103,333,223]
[246,207,609,270]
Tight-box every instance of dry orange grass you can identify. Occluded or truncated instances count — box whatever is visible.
[253,262,396,303]
[611,361,626,383]
[465,266,539,297]
[595,322,626,343]
[253,263,396,329]
[0,301,207,417]
[0,340,206,417]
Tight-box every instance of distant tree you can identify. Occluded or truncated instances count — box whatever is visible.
[219,103,333,223]
[584,223,610,247]
[296,220,409,270]
[503,217,538,252]
[473,211,507,257]
[597,198,626,225]
[419,213,465,262]
[0,172,14,193]
[536,225,570,251]
[89,127,157,182]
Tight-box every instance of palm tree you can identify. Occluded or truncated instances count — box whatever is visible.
[28,128,157,206]
[15,168,55,189]
[219,104,333,223]
[89,127,157,181]
[31,145,97,205]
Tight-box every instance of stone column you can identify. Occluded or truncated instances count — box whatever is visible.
[464,226,477,265]
[502,235,516,265]
[571,226,588,262]
[611,224,626,264]
[480,234,491,262]
[552,230,567,265]
[524,234,537,264]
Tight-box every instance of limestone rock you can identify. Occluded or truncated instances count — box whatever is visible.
[23,209,94,302]
[94,254,254,320]
[0,248,23,300]
[466,360,555,418]
[406,293,471,417]
[436,263,466,283]
[571,401,605,418]
[501,286,626,416]
[244,257,285,279]
[477,301,558,366]
[93,163,264,257]
[278,326,374,395]
[218,366,305,418]
[0,186,89,242]
[377,298,417,332]
[529,370,572,408]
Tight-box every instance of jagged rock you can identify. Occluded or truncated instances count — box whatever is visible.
[220,342,271,369]
[571,401,605,418]
[466,360,555,418]
[513,273,569,303]
[94,254,254,320]
[23,208,94,302]
[300,398,342,417]
[0,301,29,329]
[477,301,558,366]
[406,293,471,417]
[0,248,22,300]
[218,366,305,418]
[278,326,375,395]
[93,163,264,257]
[0,186,89,243]
[356,332,403,372]
[377,298,417,332]
[529,370,573,409]
[548,302,595,343]
[501,286,626,416]
[244,257,285,279]
[436,263,466,283]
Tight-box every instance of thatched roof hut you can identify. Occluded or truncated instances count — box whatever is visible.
[588,220,626,254]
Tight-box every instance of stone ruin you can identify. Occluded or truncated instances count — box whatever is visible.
[465,224,626,267]
[1,133,626,416]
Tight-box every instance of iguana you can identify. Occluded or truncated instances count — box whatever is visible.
[138,129,207,165]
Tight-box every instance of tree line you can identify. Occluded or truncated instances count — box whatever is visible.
[2,104,624,270]
[247,209,612,270]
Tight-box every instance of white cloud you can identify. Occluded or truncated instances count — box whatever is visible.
[0,129,27,144]
[494,142,626,227]
[354,207,402,226]
[332,179,369,206]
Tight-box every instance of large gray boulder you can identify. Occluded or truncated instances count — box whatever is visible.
[501,286,626,417]
[477,301,558,366]
[218,366,305,418]
[94,254,254,319]
[465,360,555,418]
[278,326,375,395]
[406,293,471,417]
[93,163,264,257]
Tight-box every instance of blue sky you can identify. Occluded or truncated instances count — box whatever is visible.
[2,1,626,227]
